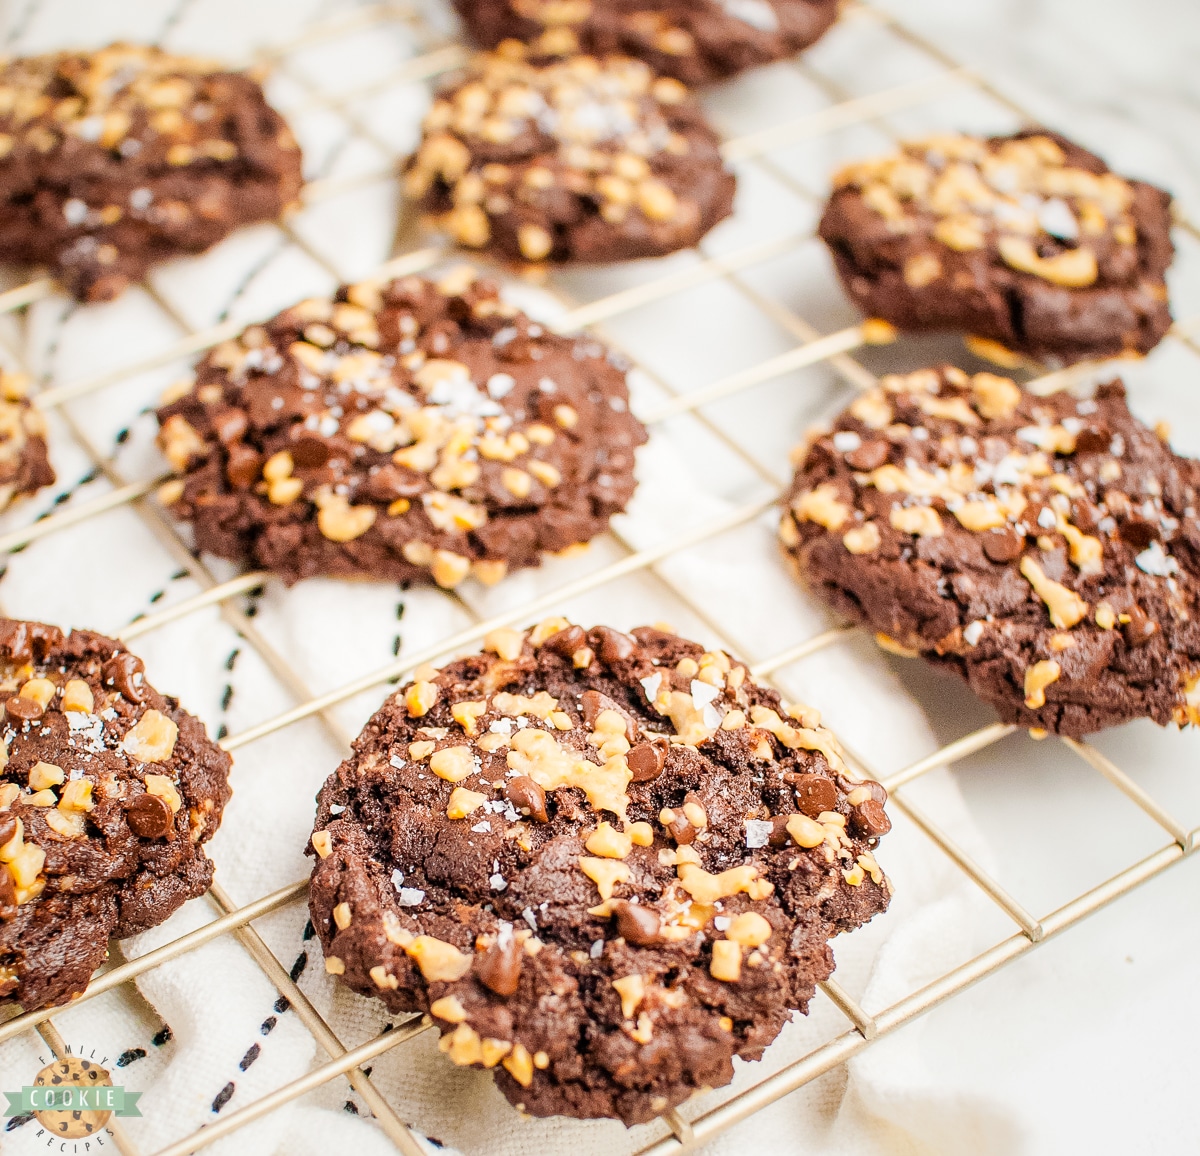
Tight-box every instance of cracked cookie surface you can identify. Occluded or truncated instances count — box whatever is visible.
[156,270,646,588]
[308,619,891,1124]
[780,367,1200,736]
[451,0,839,86]
[0,618,231,1011]
[818,131,1174,365]
[0,43,302,301]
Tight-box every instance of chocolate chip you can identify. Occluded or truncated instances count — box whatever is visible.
[850,798,892,838]
[103,652,146,703]
[1073,426,1111,454]
[1119,517,1157,550]
[613,901,660,946]
[982,526,1024,564]
[0,814,17,849]
[290,434,332,469]
[0,864,15,912]
[579,690,636,743]
[627,738,668,783]
[587,626,637,666]
[845,439,889,472]
[505,776,548,823]
[541,625,587,658]
[787,773,838,819]
[126,792,174,839]
[1122,604,1158,648]
[666,811,695,844]
[5,695,43,724]
[476,934,522,996]
[768,815,792,847]
[225,443,263,489]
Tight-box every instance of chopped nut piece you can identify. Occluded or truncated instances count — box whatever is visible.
[710,939,742,983]
[842,522,881,554]
[430,995,468,1023]
[28,761,64,790]
[405,934,472,982]
[502,1041,534,1087]
[19,678,55,708]
[889,505,943,537]
[122,710,179,763]
[792,484,850,531]
[405,681,439,717]
[1024,660,1061,709]
[61,679,94,713]
[58,779,94,812]
[451,700,488,736]
[370,964,400,990]
[786,813,826,849]
[579,855,631,901]
[333,902,352,930]
[447,786,488,819]
[585,822,633,860]
[612,974,646,1019]
[430,746,475,784]
[726,912,772,948]
[1020,557,1088,629]
[45,809,86,838]
[312,830,333,858]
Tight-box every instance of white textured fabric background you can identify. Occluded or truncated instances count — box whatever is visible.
[0,2,1197,1155]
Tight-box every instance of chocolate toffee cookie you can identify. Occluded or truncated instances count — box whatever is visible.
[780,367,1200,737]
[818,131,1174,364]
[0,618,232,1011]
[156,270,646,587]
[0,370,54,511]
[405,47,735,265]
[451,0,839,87]
[0,43,302,301]
[308,619,891,1124]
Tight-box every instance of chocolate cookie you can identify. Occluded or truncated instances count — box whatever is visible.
[0,43,303,302]
[405,48,736,264]
[0,618,232,1011]
[308,619,891,1124]
[156,270,646,588]
[0,371,54,511]
[818,131,1174,364]
[451,0,839,86]
[780,367,1200,737]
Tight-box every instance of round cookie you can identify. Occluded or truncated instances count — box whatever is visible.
[156,270,647,588]
[818,131,1174,365]
[0,370,55,512]
[405,48,736,265]
[0,43,303,302]
[779,367,1200,737]
[0,618,231,1012]
[308,619,891,1124]
[451,0,840,86]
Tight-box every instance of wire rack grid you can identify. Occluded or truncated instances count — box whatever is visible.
[0,2,1198,1154]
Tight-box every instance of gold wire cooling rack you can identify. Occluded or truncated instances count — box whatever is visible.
[0,2,1198,1153]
